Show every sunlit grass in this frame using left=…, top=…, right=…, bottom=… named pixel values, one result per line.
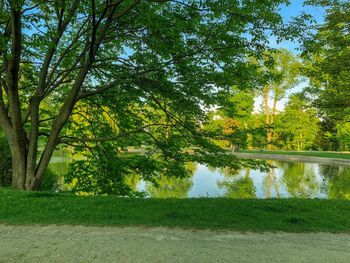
left=1, top=188, right=350, bottom=232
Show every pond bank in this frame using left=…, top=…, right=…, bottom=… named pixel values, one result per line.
left=1, top=225, right=349, bottom=263
left=234, top=152, right=350, bottom=166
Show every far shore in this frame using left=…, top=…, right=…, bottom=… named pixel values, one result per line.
left=234, top=152, right=350, bottom=166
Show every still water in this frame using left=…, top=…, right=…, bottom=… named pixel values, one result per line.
left=49, top=153, right=350, bottom=199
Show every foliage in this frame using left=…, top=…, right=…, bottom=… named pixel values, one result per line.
left=335, top=122, right=350, bottom=151
left=245, top=114, right=267, bottom=149
left=0, top=0, right=298, bottom=190
left=274, top=95, right=320, bottom=150
left=264, top=49, right=301, bottom=102
left=302, top=0, right=350, bottom=150
left=204, top=87, right=255, bottom=149
left=65, top=149, right=164, bottom=196
left=258, top=49, right=301, bottom=149
left=39, top=170, right=60, bottom=192
left=220, top=88, right=255, bottom=121
left=0, top=131, right=11, bottom=186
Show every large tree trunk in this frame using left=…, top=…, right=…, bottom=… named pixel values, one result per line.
left=10, top=143, right=26, bottom=190
left=7, top=137, right=54, bottom=191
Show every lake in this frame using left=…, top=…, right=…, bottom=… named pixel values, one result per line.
left=48, top=152, right=350, bottom=199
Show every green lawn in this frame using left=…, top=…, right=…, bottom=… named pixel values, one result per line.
left=1, top=189, right=350, bottom=232
left=241, top=150, right=350, bottom=160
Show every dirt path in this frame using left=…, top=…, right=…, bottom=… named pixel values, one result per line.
left=1, top=225, right=350, bottom=262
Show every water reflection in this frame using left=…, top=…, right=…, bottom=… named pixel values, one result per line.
left=137, top=162, right=350, bottom=199
left=48, top=152, right=350, bottom=199
left=281, top=162, right=319, bottom=198
left=146, top=163, right=196, bottom=198
left=217, top=168, right=256, bottom=199
left=263, top=161, right=281, bottom=198
left=320, top=165, right=350, bottom=199
left=147, top=175, right=192, bottom=198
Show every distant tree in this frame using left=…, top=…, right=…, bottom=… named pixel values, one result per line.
left=275, top=94, right=319, bottom=150
left=335, top=122, right=350, bottom=151
left=246, top=113, right=267, bottom=149
left=260, top=49, right=301, bottom=148
left=204, top=88, right=255, bottom=149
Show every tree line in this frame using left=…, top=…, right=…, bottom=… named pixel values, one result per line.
left=206, top=0, right=350, bottom=152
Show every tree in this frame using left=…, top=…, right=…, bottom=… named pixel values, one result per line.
left=260, top=49, right=300, bottom=148
left=275, top=94, right=319, bottom=150
left=303, top=0, right=350, bottom=137
left=204, top=88, right=255, bottom=149
left=0, top=0, right=294, bottom=190
left=335, top=122, right=350, bottom=151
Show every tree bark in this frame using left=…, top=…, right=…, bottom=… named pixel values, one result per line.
left=5, top=3, right=27, bottom=189
left=10, top=141, right=26, bottom=189
left=264, top=87, right=272, bottom=149
left=268, top=89, right=279, bottom=149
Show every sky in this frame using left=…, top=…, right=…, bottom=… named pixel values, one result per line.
left=253, top=0, right=326, bottom=113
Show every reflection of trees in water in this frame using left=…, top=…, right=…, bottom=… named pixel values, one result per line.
left=262, top=161, right=281, bottom=198
left=262, top=166, right=280, bottom=198
left=281, top=162, right=319, bottom=198
left=218, top=166, right=240, bottom=178
left=218, top=167, right=256, bottom=199
left=146, top=163, right=197, bottom=198
left=319, top=165, right=350, bottom=200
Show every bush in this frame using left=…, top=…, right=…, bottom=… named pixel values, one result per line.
left=39, top=169, right=60, bottom=192
left=0, top=132, right=11, bottom=187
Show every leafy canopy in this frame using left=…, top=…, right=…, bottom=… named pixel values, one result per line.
left=303, top=0, right=350, bottom=122
left=0, top=0, right=298, bottom=192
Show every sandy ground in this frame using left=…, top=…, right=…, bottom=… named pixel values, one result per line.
left=1, top=225, right=350, bottom=262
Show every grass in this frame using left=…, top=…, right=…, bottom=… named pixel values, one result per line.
left=241, top=150, right=350, bottom=160
left=1, top=188, right=350, bottom=232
